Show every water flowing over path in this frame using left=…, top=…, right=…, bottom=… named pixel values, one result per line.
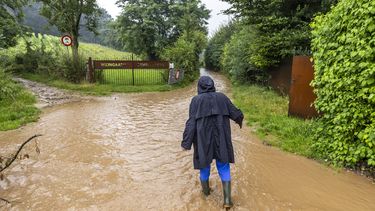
left=1, top=70, right=374, bottom=210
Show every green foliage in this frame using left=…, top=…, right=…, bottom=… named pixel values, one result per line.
left=0, top=0, right=28, bottom=49
left=204, top=23, right=235, bottom=71
left=0, top=70, right=18, bottom=101
left=3, top=34, right=83, bottom=82
left=162, top=30, right=207, bottom=81
left=116, top=0, right=209, bottom=60
left=37, top=0, right=102, bottom=80
left=233, top=84, right=316, bottom=158
left=311, top=0, right=375, bottom=169
left=22, top=3, right=122, bottom=49
left=0, top=70, right=39, bottom=131
left=1, top=34, right=133, bottom=82
left=221, top=25, right=267, bottom=83
left=37, top=0, right=101, bottom=39
left=220, top=0, right=337, bottom=70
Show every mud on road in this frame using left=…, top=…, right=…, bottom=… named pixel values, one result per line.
left=0, top=71, right=374, bottom=210
left=14, top=77, right=82, bottom=108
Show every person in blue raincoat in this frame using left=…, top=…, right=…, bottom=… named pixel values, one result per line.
left=181, top=76, right=244, bottom=209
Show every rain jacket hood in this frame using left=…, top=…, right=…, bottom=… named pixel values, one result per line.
left=198, top=76, right=216, bottom=94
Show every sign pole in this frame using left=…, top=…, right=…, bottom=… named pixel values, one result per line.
left=61, top=35, right=73, bottom=62
left=66, top=46, right=70, bottom=60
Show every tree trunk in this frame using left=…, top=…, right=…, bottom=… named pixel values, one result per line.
left=69, top=29, right=81, bottom=82
left=148, top=52, right=158, bottom=61
left=71, top=29, right=79, bottom=62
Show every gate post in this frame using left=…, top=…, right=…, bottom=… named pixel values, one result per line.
left=87, top=57, right=95, bottom=83
left=131, top=54, right=135, bottom=86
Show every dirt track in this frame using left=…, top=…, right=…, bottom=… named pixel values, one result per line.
left=14, top=77, right=81, bottom=108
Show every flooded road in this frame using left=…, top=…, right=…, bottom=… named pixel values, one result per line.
left=1, top=70, right=374, bottom=210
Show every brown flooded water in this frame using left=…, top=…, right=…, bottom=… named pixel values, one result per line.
left=1, top=70, right=374, bottom=210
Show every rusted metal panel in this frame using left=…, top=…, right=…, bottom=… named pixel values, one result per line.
left=288, top=56, right=319, bottom=119
left=93, top=60, right=169, bottom=70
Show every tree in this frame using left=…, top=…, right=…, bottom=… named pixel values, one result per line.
left=221, top=0, right=338, bottom=69
left=37, top=0, right=101, bottom=73
left=204, top=22, right=236, bottom=71
left=0, top=0, right=28, bottom=49
left=116, top=0, right=209, bottom=60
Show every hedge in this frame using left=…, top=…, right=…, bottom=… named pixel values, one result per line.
left=311, top=0, right=375, bottom=168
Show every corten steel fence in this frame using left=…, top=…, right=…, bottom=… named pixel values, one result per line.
left=288, top=56, right=319, bottom=119
left=267, top=56, right=319, bottom=119
left=87, top=55, right=169, bottom=85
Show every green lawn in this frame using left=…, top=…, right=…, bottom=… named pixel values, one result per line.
left=233, top=84, right=317, bottom=158
left=98, top=69, right=168, bottom=85
left=19, top=72, right=191, bottom=96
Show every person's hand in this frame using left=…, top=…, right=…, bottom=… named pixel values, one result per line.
left=182, top=147, right=189, bottom=151
left=238, top=121, right=243, bottom=129
left=235, top=115, right=244, bottom=129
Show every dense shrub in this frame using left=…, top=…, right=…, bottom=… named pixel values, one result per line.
left=311, top=0, right=375, bottom=168
left=0, top=69, right=40, bottom=131
left=0, top=70, right=20, bottom=101
left=3, top=34, right=86, bottom=82
left=220, top=25, right=268, bottom=83
left=204, top=23, right=235, bottom=71
left=162, top=30, right=207, bottom=81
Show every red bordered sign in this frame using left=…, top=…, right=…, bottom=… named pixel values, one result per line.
left=61, top=35, right=73, bottom=46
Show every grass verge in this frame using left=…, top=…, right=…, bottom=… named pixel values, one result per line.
left=0, top=78, right=40, bottom=131
left=232, top=84, right=317, bottom=158
left=19, top=73, right=192, bottom=96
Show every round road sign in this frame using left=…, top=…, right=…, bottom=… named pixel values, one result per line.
left=61, top=35, right=73, bottom=46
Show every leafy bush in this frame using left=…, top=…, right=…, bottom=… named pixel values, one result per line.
left=162, top=30, right=207, bottom=81
left=311, top=0, right=375, bottom=168
left=0, top=70, right=20, bottom=101
left=0, top=70, right=40, bottom=131
left=204, top=23, right=235, bottom=71
left=221, top=0, right=337, bottom=70
left=221, top=25, right=268, bottom=83
left=3, top=34, right=87, bottom=82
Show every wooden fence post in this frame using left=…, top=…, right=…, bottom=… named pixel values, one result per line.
left=88, top=57, right=95, bottom=83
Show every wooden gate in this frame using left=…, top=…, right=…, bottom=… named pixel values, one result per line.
left=288, top=56, right=319, bottom=119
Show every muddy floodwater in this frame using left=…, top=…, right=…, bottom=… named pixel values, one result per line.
left=1, top=70, right=374, bottom=210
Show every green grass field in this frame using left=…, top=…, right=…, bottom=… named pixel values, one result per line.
left=19, top=72, right=191, bottom=96
left=233, top=84, right=317, bottom=158
left=98, top=69, right=168, bottom=85
left=0, top=34, right=135, bottom=60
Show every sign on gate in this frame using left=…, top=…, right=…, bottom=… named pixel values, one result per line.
left=86, top=57, right=171, bottom=85
left=93, top=60, right=169, bottom=70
